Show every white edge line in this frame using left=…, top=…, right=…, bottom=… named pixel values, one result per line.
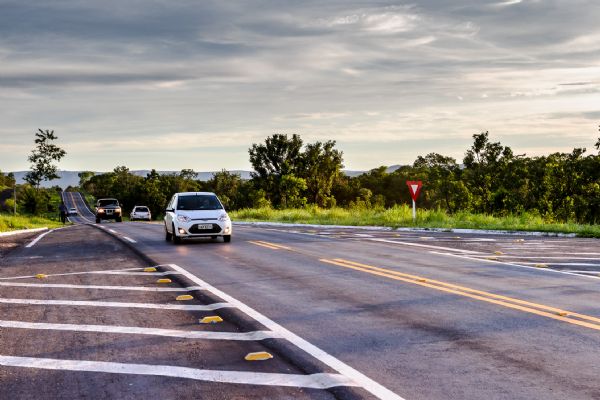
left=0, top=355, right=357, bottom=389
left=428, top=251, right=600, bottom=281
left=164, top=263, right=404, bottom=400
left=25, top=230, right=53, bottom=248
left=0, top=267, right=146, bottom=280
left=0, top=227, right=47, bottom=238
left=369, top=238, right=484, bottom=254
left=0, top=298, right=233, bottom=311
left=0, top=320, right=283, bottom=341
left=123, top=236, right=137, bottom=243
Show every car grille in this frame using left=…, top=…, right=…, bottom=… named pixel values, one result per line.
left=189, top=223, right=221, bottom=234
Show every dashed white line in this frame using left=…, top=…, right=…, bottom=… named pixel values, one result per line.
left=123, top=236, right=137, bottom=243
left=164, top=263, right=404, bottom=400
left=108, top=229, right=117, bottom=234
left=0, top=320, right=282, bottom=341
left=0, top=298, right=232, bottom=311
left=0, top=355, right=358, bottom=389
left=0, top=282, right=204, bottom=291
left=25, top=230, right=53, bottom=248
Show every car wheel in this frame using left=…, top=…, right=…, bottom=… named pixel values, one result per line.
left=223, top=235, right=231, bottom=243
left=172, top=224, right=182, bottom=244
left=165, top=225, right=172, bottom=241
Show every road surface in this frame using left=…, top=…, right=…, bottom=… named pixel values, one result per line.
left=0, top=192, right=598, bottom=399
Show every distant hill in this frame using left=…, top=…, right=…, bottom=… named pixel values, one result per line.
left=9, top=166, right=406, bottom=189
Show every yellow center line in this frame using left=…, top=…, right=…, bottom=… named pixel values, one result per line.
left=320, top=258, right=600, bottom=332
left=248, top=240, right=292, bottom=251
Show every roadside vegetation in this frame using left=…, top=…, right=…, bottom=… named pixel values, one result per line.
left=0, top=214, right=63, bottom=231
left=3, top=130, right=599, bottom=236
left=231, top=206, right=600, bottom=237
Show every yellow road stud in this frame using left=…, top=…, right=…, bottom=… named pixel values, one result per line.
left=199, top=316, right=223, bottom=324
left=535, top=264, right=548, bottom=268
left=156, top=278, right=172, bottom=284
left=486, top=256, right=498, bottom=260
left=557, top=311, right=569, bottom=317
left=417, top=278, right=427, bottom=283
left=176, top=294, right=194, bottom=301
left=144, top=267, right=157, bottom=272
left=494, top=251, right=504, bottom=255
left=35, top=274, right=47, bottom=279
left=245, top=352, right=273, bottom=361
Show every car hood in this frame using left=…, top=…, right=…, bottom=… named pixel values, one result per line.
left=176, top=209, right=225, bottom=220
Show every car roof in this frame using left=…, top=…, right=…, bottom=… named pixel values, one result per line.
left=175, top=192, right=216, bottom=196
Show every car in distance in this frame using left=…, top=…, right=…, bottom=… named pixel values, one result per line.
left=68, top=207, right=78, bottom=216
left=164, top=192, right=232, bottom=244
left=95, top=198, right=123, bottom=223
left=130, top=206, right=151, bottom=221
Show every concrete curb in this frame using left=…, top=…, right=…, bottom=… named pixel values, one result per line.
left=233, top=221, right=579, bottom=238
left=0, top=227, right=48, bottom=238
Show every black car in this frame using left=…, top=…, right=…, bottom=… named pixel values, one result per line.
left=95, top=198, right=123, bottom=223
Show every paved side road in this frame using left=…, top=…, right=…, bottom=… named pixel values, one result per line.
left=0, top=225, right=359, bottom=399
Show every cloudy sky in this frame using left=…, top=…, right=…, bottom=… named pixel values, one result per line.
left=1, top=0, right=599, bottom=172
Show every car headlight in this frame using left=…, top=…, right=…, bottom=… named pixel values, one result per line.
left=177, top=215, right=191, bottom=223
left=218, top=213, right=230, bottom=222
left=98, top=208, right=104, bottom=213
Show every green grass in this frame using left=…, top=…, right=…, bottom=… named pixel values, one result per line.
left=0, top=213, right=65, bottom=232
left=231, top=205, right=600, bottom=238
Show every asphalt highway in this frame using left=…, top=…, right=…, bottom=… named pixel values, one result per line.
left=3, top=192, right=597, bottom=399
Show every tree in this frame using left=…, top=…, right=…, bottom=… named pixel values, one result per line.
left=206, top=170, right=243, bottom=209
left=249, top=134, right=304, bottom=207
left=301, top=141, right=343, bottom=207
left=24, top=129, right=66, bottom=187
left=78, top=171, right=95, bottom=187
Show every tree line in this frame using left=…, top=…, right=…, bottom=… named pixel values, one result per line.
left=75, top=132, right=600, bottom=225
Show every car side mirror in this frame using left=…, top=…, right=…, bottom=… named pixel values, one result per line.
left=165, top=208, right=173, bottom=212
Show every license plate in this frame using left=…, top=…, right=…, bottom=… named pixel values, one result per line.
left=106, top=210, right=113, bottom=215
left=196, top=224, right=212, bottom=230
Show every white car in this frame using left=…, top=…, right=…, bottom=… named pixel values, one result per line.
left=130, top=206, right=151, bottom=221
left=68, top=207, right=78, bottom=216
left=164, top=192, right=232, bottom=244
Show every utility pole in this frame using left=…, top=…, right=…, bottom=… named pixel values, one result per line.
left=13, top=183, right=17, bottom=215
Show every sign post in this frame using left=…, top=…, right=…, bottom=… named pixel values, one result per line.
left=406, top=181, right=422, bottom=222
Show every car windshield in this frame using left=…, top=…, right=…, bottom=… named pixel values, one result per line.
left=135, top=207, right=149, bottom=212
left=98, top=199, right=119, bottom=207
left=177, top=195, right=223, bottom=210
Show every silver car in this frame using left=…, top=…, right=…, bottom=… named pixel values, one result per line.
left=130, top=206, right=151, bottom=221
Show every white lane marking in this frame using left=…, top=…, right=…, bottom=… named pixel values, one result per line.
left=108, top=229, right=117, bottom=233
left=0, top=355, right=357, bottom=389
left=0, top=320, right=282, bottom=341
left=0, top=282, right=204, bottom=291
left=123, top=236, right=137, bottom=243
left=164, top=263, right=403, bottom=400
left=98, top=225, right=107, bottom=229
left=565, top=270, right=600, bottom=274
left=471, top=255, right=600, bottom=260
left=370, top=238, right=484, bottom=254
left=0, top=298, right=232, bottom=311
left=25, top=230, right=53, bottom=248
left=429, top=251, right=600, bottom=281
left=0, top=228, right=47, bottom=238
left=519, top=262, right=600, bottom=267
left=0, top=267, right=148, bottom=280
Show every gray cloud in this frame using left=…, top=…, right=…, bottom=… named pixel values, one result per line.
left=1, top=0, right=599, bottom=171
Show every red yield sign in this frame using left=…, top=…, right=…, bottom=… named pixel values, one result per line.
left=406, top=181, right=422, bottom=202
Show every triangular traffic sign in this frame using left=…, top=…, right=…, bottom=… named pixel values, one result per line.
left=406, top=181, right=423, bottom=202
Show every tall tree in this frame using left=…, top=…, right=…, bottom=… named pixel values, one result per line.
left=249, top=134, right=304, bottom=207
left=301, top=141, right=343, bottom=207
left=78, top=171, right=95, bottom=187
left=24, top=129, right=67, bottom=187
